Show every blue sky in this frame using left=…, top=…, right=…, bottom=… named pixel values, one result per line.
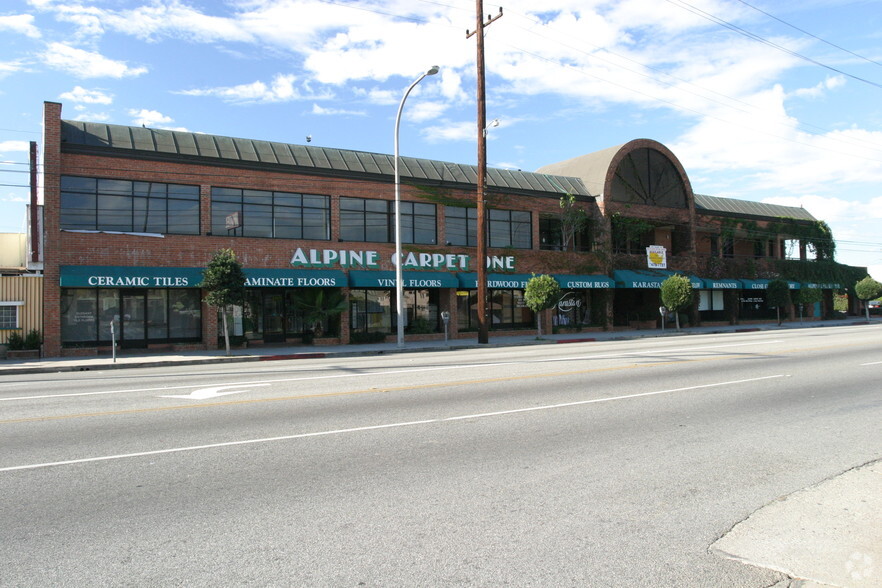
left=1, top=0, right=881, bottom=279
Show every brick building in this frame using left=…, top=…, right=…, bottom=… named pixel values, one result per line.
left=39, top=101, right=863, bottom=357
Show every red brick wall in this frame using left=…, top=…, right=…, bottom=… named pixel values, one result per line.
left=41, top=102, right=612, bottom=356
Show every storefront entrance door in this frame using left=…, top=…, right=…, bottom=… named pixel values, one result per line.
left=263, top=291, right=286, bottom=343
left=121, top=290, right=147, bottom=348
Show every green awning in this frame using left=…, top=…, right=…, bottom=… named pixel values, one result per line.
left=806, top=282, right=841, bottom=289
left=349, top=270, right=458, bottom=288
left=740, top=279, right=769, bottom=290
left=244, top=268, right=346, bottom=287
left=740, top=279, right=801, bottom=290
left=702, top=278, right=743, bottom=289
left=552, top=274, right=614, bottom=289
left=457, top=273, right=534, bottom=289
left=613, top=270, right=702, bottom=289
left=60, top=265, right=349, bottom=288
left=60, top=265, right=204, bottom=288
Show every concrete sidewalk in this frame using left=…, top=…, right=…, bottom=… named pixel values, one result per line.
left=1, top=317, right=880, bottom=586
left=1, top=317, right=876, bottom=376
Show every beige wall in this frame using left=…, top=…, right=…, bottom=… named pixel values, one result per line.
left=0, top=274, right=43, bottom=346
left=0, top=233, right=27, bottom=268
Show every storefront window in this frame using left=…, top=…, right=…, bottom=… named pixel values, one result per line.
left=456, top=290, right=478, bottom=331
left=148, top=289, right=169, bottom=339
left=169, top=290, right=201, bottom=339
left=60, top=288, right=201, bottom=346
left=98, top=290, right=119, bottom=341
left=61, top=289, right=98, bottom=343
left=739, top=291, right=776, bottom=320
left=456, top=289, right=532, bottom=330
left=698, top=290, right=727, bottom=321
left=404, top=289, right=440, bottom=333
left=553, top=290, right=589, bottom=327
left=350, top=289, right=392, bottom=333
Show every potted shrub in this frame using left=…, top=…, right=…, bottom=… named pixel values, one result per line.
left=291, top=288, right=347, bottom=343
left=5, top=329, right=41, bottom=359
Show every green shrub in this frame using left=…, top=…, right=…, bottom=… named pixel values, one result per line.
left=406, top=317, right=435, bottom=334
left=6, top=331, right=24, bottom=350
left=24, top=329, right=41, bottom=350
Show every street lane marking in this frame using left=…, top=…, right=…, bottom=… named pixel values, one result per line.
left=0, top=374, right=786, bottom=473
left=0, top=356, right=768, bottom=424
left=0, top=340, right=782, bottom=402
left=161, top=383, right=270, bottom=400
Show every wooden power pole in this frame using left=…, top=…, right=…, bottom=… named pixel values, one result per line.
left=467, top=2, right=502, bottom=344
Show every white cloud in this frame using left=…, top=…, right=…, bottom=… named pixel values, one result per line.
left=0, top=14, right=42, bottom=38
left=408, top=101, right=447, bottom=124
left=41, top=42, right=147, bottom=78
left=790, top=76, right=846, bottom=100
left=423, top=120, right=474, bottom=143
left=0, top=60, right=27, bottom=78
left=128, top=109, right=173, bottom=127
left=311, top=104, right=365, bottom=117
left=761, top=195, right=858, bottom=224
left=179, top=73, right=331, bottom=104
left=0, top=141, right=31, bottom=152
left=72, top=111, right=110, bottom=122
left=59, top=86, right=113, bottom=105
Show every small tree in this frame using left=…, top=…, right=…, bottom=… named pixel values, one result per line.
left=766, top=279, right=791, bottom=326
left=524, top=274, right=561, bottom=338
left=201, top=249, right=247, bottom=355
left=559, top=193, right=589, bottom=252
left=793, top=287, right=822, bottom=321
left=854, top=276, right=882, bottom=323
left=660, top=274, right=693, bottom=332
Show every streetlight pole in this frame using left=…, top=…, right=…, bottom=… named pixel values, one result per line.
left=394, top=65, right=439, bottom=348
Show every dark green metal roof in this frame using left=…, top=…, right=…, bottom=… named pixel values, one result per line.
left=694, top=193, right=816, bottom=222
left=61, top=120, right=590, bottom=198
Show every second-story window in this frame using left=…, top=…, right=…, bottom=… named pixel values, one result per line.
left=339, top=197, right=436, bottom=244
left=61, top=176, right=200, bottom=235
left=446, top=206, right=532, bottom=249
left=445, top=206, right=477, bottom=246
left=211, top=188, right=330, bottom=239
left=489, top=209, right=532, bottom=249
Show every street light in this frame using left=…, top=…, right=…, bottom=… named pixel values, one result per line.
left=394, top=65, right=439, bottom=348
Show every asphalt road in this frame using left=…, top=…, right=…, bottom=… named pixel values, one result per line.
left=1, top=326, right=881, bottom=586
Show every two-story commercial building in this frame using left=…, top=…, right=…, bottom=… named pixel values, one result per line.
left=39, top=101, right=864, bottom=357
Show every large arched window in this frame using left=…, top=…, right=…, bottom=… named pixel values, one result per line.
left=610, top=148, right=687, bottom=208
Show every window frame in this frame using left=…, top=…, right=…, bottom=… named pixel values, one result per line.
left=0, top=303, right=22, bottom=330
left=210, top=188, right=331, bottom=240
left=60, top=176, right=200, bottom=235
left=340, top=197, right=436, bottom=244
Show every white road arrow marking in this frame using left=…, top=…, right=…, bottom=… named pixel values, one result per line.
left=161, top=383, right=270, bottom=400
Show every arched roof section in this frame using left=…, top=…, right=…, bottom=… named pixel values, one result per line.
left=536, top=139, right=694, bottom=210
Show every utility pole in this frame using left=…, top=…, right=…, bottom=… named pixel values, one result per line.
left=467, top=2, right=502, bottom=344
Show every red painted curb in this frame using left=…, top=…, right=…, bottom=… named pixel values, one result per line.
left=556, top=338, right=597, bottom=343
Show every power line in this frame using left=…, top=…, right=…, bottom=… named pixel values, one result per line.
left=664, top=0, right=882, bottom=90
left=500, top=8, right=882, bottom=160
left=733, top=0, right=882, bottom=69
